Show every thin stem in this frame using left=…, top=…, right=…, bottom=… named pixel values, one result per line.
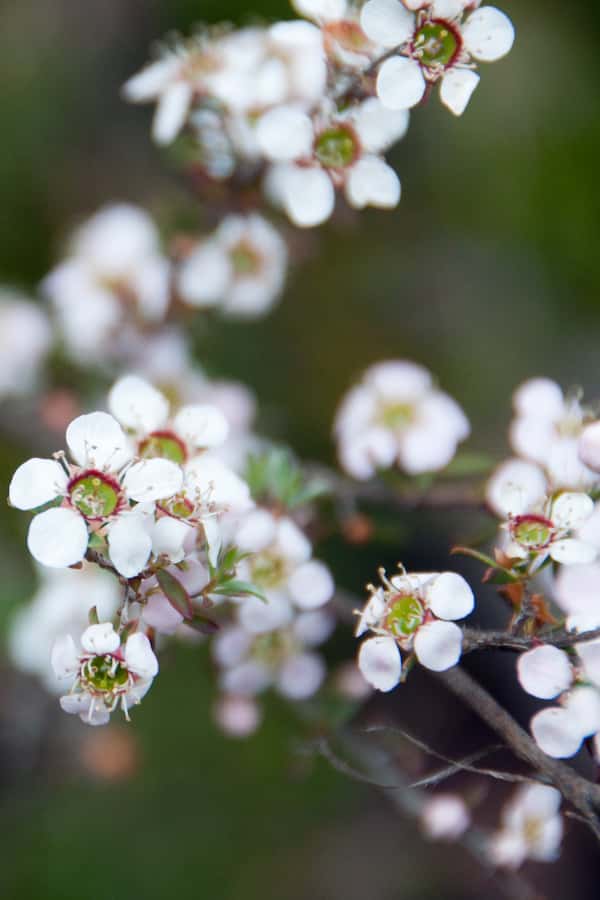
left=462, top=626, right=600, bottom=653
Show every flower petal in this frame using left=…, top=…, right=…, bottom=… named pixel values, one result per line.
left=530, top=707, right=583, bottom=758
left=345, top=156, right=401, bottom=210
left=360, top=0, right=415, bottom=47
left=550, top=539, right=597, bottom=566
left=276, top=652, right=325, bottom=699
left=51, top=634, right=80, bottom=679
left=579, top=421, right=600, bottom=473
left=462, top=6, right=515, bottom=62
left=153, top=80, right=193, bottom=145
left=376, top=56, right=426, bottom=110
left=439, top=68, right=480, bottom=116
left=426, top=572, right=474, bottom=621
left=414, top=620, right=462, bottom=671
left=66, top=412, right=132, bottom=471
left=287, top=560, right=335, bottom=610
left=108, top=375, right=169, bottom=434
left=551, top=492, right=594, bottom=530
left=358, top=636, right=401, bottom=691
left=517, top=646, right=573, bottom=700
left=564, top=685, right=600, bottom=738
left=279, top=165, right=336, bottom=228
left=122, top=458, right=183, bottom=502
left=124, top=632, right=159, bottom=679
left=28, top=507, right=89, bottom=568
left=177, top=240, right=231, bottom=307
left=107, top=516, right=152, bottom=578
left=255, top=106, right=314, bottom=162
left=9, top=458, right=68, bottom=510
left=81, top=622, right=120, bottom=655
left=173, top=404, right=230, bottom=450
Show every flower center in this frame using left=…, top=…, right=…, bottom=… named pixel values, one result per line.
left=386, top=594, right=424, bottom=638
left=82, top=655, right=129, bottom=695
left=412, top=20, right=459, bottom=68
left=511, top=515, right=554, bottom=550
left=523, top=816, right=543, bottom=847
left=158, top=494, right=195, bottom=519
left=251, top=552, right=287, bottom=589
left=381, top=402, right=415, bottom=430
left=252, top=631, right=295, bottom=666
left=314, top=126, right=359, bottom=169
left=138, top=430, right=187, bottom=464
left=69, top=470, right=121, bottom=519
left=230, top=241, right=262, bottom=276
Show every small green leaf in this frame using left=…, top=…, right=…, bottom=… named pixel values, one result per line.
left=213, top=580, right=267, bottom=602
left=156, top=569, right=193, bottom=618
left=88, top=606, right=100, bottom=625
left=185, top=614, right=220, bottom=635
left=88, top=532, right=107, bottom=550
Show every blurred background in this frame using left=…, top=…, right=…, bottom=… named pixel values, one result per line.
left=1, top=0, right=600, bottom=897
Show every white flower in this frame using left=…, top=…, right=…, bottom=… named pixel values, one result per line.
left=9, top=411, right=184, bottom=575
left=8, top=565, right=120, bottom=693
left=335, top=360, right=469, bottom=479
left=485, top=458, right=547, bottom=518
left=0, top=288, right=52, bottom=396
left=517, top=646, right=573, bottom=700
left=356, top=568, right=473, bottom=690
left=259, top=100, right=405, bottom=227
left=360, top=1, right=514, bottom=115
left=421, top=794, right=471, bottom=841
left=214, top=694, right=262, bottom=737
left=510, top=378, right=596, bottom=490
left=488, top=784, right=562, bottom=869
left=503, top=491, right=597, bottom=569
left=293, top=0, right=384, bottom=69
left=177, top=214, right=288, bottom=316
left=51, top=623, right=158, bottom=725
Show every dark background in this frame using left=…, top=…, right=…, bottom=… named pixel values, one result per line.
left=1, top=0, right=599, bottom=897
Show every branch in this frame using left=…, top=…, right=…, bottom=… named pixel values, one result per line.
left=437, top=666, right=600, bottom=843
left=462, top=626, right=600, bottom=654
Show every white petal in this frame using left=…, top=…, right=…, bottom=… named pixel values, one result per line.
left=177, top=240, right=231, bottom=308
left=235, top=509, right=278, bottom=553
left=360, top=0, right=415, bottom=47
left=564, top=686, right=600, bottom=738
left=280, top=165, right=336, bottom=228
left=439, top=68, right=480, bottom=116
left=287, top=560, right=334, bottom=610
left=426, top=572, right=474, bottom=621
left=107, top=516, right=152, bottom=578
left=516, top=646, right=573, bottom=700
left=108, top=375, right=169, bottom=434
left=414, top=620, right=463, bottom=672
left=345, top=156, right=401, bottom=210
left=220, top=660, right=272, bottom=695
left=551, top=492, right=594, bottom=530
left=352, top=98, right=410, bottom=153
left=431, top=0, right=469, bottom=16
left=66, top=412, right=132, bottom=472
left=398, top=425, right=458, bottom=475
left=355, top=588, right=387, bottom=637
left=185, top=454, right=253, bottom=512
left=462, top=6, right=515, bottom=62
left=255, top=107, right=314, bottom=162
left=530, top=707, right=583, bottom=758
left=81, top=622, right=120, bottom=655
left=554, top=562, right=600, bottom=616
left=51, top=634, right=80, bottom=679
left=275, top=518, right=312, bottom=564
left=513, top=378, right=564, bottom=421
left=358, top=636, right=401, bottom=692
left=550, top=539, right=597, bottom=566
left=214, top=695, right=261, bottom=738
left=124, top=632, right=159, bottom=679
left=376, top=56, right=426, bottom=110
left=153, top=80, right=192, bottom=145
left=122, top=58, right=180, bottom=102
left=291, top=0, right=347, bottom=21
left=122, top=458, right=183, bottom=502
left=276, top=652, right=325, bottom=699
left=485, top=459, right=547, bottom=518
left=577, top=641, right=600, bottom=687
left=173, top=404, right=229, bottom=450
left=28, top=507, right=89, bottom=568
left=510, top=417, right=556, bottom=465
left=293, top=609, right=336, bottom=646
left=579, top=421, right=600, bottom=473
left=60, top=693, right=93, bottom=717
left=151, top=516, right=190, bottom=561
left=9, top=458, right=68, bottom=510
left=238, top=594, right=293, bottom=634
left=212, top=625, right=252, bottom=667
left=421, top=795, right=471, bottom=841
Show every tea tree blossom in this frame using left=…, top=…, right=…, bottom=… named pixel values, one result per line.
left=360, top=1, right=515, bottom=115
left=334, top=360, right=469, bottom=479
left=177, top=214, right=288, bottom=316
left=0, top=289, right=51, bottom=396
left=485, top=458, right=548, bottom=518
left=421, top=794, right=471, bottom=842
left=293, top=0, right=382, bottom=69
left=9, top=411, right=183, bottom=573
left=355, top=567, right=474, bottom=690
left=52, top=622, right=158, bottom=725
left=488, top=784, right=563, bottom=869
left=509, top=378, right=596, bottom=490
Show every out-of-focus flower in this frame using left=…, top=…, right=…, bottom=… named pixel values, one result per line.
left=488, top=784, right=563, bottom=868
left=213, top=694, right=263, bottom=737
left=0, top=288, right=51, bottom=396
left=177, top=213, right=288, bottom=316
left=421, top=794, right=471, bottom=841
left=356, top=567, right=474, bottom=690
left=485, top=458, right=548, bottom=519
left=52, top=622, right=158, bottom=725
left=360, top=1, right=514, bottom=115
left=334, top=360, right=469, bottom=479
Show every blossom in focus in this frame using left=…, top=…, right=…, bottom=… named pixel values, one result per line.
left=8, top=411, right=184, bottom=575
left=259, top=99, right=407, bottom=226
left=334, top=360, right=469, bottom=479
left=43, top=204, right=170, bottom=364
left=0, top=288, right=52, bottom=396
left=509, top=378, right=596, bottom=490
left=356, top=567, right=474, bottom=690
left=52, top=622, right=158, bottom=725
left=360, top=0, right=515, bottom=115
left=487, top=784, right=563, bottom=869
left=177, top=213, right=288, bottom=316
left=9, top=565, right=120, bottom=693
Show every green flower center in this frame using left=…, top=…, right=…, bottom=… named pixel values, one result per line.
left=69, top=471, right=120, bottom=519
left=83, top=655, right=129, bottom=694
left=314, top=126, right=358, bottom=169
left=159, top=495, right=195, bottom=519
left=230, top=241, right=262, bottom=276
left=139, top=430, right=187, bottom=464
left=251, top=552, right=287, bottom=589
left=413, top=21, right=459, bottom=68
left=512, top=516, right=553, bottom=550
left=381, top=402, right=415, bottom=430
left=252, top=631, right=295, bottom=666
left=386, top=594, right=424, bottom=638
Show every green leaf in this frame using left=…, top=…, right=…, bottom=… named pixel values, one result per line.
left=156, top=569, right=193, bottom=619
left=88, top=606, right=100, bottom=625
left=245, top=447, right=329, bottom=510
left=451, top=546, right=520, bottom=583
left=185, top=613, right=220, bottom=635
left=88, top=532, right=107, bottom=551
left=213, top=580, right=267, bottom=602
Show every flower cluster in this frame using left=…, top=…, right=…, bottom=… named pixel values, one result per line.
left=487, top=784, right=563, bottom=869
left=355, top=566, right=474, bottom=690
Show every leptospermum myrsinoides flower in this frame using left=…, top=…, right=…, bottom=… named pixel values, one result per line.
left=334, top=360, right=469, bottom=479
left=51, top=622, right=158, bottom=725
left=291, top=0, right=383, bottom=69
left=0, top=288, right=52, bottom=397
left=360, top=0, right=515, bottom=115
left=8, top=411, right=184, bottom=575
left=356, top=567, right=474, bottom=690
left=258, top=99, right=407, bottom=226
left=487, top=784, right=563, bottom=869
left=177, top=213, right=288, bottom=316
left=509, top=378, right=597, bottom=490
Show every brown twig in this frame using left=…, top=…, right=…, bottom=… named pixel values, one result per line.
left=462, top=626, right=600, bottom=654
